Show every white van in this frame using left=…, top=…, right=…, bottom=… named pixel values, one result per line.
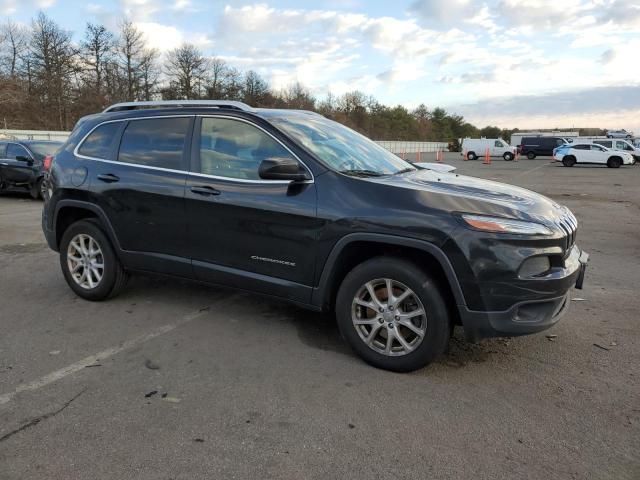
left=591, top=138, right=640, bottom=161
left=461, top=138, right=516, bottom=161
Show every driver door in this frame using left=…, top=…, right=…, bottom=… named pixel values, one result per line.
left=185, top=116, right=322, bottom=303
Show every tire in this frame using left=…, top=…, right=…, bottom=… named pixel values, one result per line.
left=527, top=151, right=536, bottom=159
left=59, top=219, right=128, bottom=301
left=335, top=257, right=451, bottom=372
left=30, top=178, right=43, bottom=200
left=562, top=156, right=576, bottom=167
left=626, top=135, right=632, bottom=139
left=503, top=152, right=514, bottom=161
left=467, top=151, right=477, bottom=160
left=607, top=157, right=622, bottom=168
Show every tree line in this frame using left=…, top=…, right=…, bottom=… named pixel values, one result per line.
left=0, top=12, right=514, bottom=142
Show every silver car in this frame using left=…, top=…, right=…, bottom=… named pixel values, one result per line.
left=606, top=129, right=634, bottom=139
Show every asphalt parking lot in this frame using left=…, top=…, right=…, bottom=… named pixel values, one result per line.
left=1, top=156, right=639, bottom=479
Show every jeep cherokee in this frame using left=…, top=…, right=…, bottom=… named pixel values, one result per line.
left=42, top=100, right=589, bottom=372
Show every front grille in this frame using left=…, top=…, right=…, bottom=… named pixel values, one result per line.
left=556, top=209, right=578, bottom=252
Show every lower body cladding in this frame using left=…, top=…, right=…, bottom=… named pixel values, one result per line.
left=457, top=246, right=589, bottom=341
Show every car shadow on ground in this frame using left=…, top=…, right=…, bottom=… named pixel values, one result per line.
left=123, top=274, right=515, bottom=372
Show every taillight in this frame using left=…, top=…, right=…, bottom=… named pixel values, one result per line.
left=43, top=155, right=53, bottom=171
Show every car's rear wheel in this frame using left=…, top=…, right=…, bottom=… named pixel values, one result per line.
left=30, top=178, right=43, bottom=200
left=336, top=257, right=450, bottom=372
left=562, top=156, right=576, bottom=167
left=607, top=157, right=622, bottom=168
left=59, top=220, right=128, bottom=301
left=527, top=151, right=536, bottom=159
left=467, top=151, right=477, bottom=161
left=503, top=152, right=514, bottom=161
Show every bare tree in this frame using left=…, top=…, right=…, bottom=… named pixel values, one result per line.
left=242, top=70, right=270, bottom=106
left=29, top=12, right=78, bottom=129
left=82, top=23, right=114, bottom=93
left=139, top=48, right=160, bottom=101
left=118, top=20, right=145, bottom=101
left=164, top=43, right=209, bottom=99
left=0, top=20, right=28, bottom=77
left=279, top=81, right=315, bottom=110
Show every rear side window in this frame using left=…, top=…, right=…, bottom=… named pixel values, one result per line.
left=573, top=145, right=589, bottom=150
left=595, top=141, right=612, bottom=148
left=78, top=122, right=121, bottom=159
left=118, top=118, right=190, bottom=170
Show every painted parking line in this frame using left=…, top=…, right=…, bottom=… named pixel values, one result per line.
left=509, top=161, right=554, bottom=180
left=0, top=307, right=211, bottom=406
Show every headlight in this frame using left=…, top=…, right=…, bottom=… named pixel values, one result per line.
left=461, top=214, right=553, bottom=235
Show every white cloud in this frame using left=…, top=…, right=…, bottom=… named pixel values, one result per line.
left=135, top=22, right=184, bottom=51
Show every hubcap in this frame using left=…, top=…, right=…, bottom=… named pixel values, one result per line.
left=351, top=278, right=427, bottom=357
left=66, top=233, right=104, bottom=290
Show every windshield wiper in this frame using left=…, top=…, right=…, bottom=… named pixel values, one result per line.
left=339, top=169, right=387, bottom=177
left=393, top=167, right=416, bottom=175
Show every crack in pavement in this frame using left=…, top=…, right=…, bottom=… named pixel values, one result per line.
left=0, top=388, right=86, bottom=443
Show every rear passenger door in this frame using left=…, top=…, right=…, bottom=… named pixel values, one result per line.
left=80, top=116, right=194, bottom=276
left=185, top=115, right=320, bottom=303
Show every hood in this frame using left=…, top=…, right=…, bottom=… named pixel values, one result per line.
left=366, top=168, right=568, bottom=227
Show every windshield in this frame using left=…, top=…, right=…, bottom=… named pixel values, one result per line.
left=27, top=142, right=62, bottom=160
left=266, top=113, right=414, bottom=175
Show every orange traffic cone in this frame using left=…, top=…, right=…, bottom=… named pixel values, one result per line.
left=437, top=149, right=443, bottom=163
left=417, top=150, right=421, bottom=162
left=483, top=147, right=491, bottom=165
left=463, top=149, right=468, bottom=161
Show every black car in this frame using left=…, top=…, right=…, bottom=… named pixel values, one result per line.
left=518, top=136, right=567, bottom=159
left=42, top=101, right=588, bottom=372
left=0, top=139, right=62, bottom=198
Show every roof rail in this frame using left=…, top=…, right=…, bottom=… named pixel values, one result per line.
left=103, top=100, right=254, bottom=113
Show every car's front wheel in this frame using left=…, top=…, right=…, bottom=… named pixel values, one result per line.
left=527, top=151, right=536, bottom=159
left=336, top=257, right=450, bottom=372
left=59, top=220, right=128, bottom=301
left=503, top=152, right=514, bottom=161
left=607, top=157, right=622, bottom=168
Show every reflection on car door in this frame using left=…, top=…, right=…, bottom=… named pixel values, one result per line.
left=185, top=116, right=321, bottom=303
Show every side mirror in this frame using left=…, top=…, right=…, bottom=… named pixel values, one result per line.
left=16, top=155, right=32, bottom=163
left=259, top=157, right=310, bottom=182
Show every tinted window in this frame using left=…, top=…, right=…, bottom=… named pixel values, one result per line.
left=573, top=145, right=589, bottom=150
left=555, top=138, right=565, bottom=146
left=595, top=141, right=612, bottom=148
left=118, top=117, right=190, bottom=170
left=0, top=142, right=6, bottom=156
left=199, top=117, right=297, bottom=180
left=494, top=140, right=502, bottom=147
left=79, top=122, right=121, bottom=159
left=7, top=143, right=30, bottom=160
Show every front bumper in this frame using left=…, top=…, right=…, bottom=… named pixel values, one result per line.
left=460, top=248, right=589, bottom=341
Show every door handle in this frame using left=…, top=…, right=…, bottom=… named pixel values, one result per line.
left=190, top=185, right=221, bottom=196
left=97, top=174, right=120, bottom=183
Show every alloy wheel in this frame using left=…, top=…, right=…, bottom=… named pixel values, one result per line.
left=66, top=233, right=105, bottom=289
left=351, top=278, right=427, bottom=356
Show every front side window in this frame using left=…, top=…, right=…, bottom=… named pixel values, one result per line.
left=78, top=122, right=121, bottom=159
left=555, top=138, right=565, bottom=146
left=118, top=117, right=190, bottom=170
left=266, top=112, right=413, bottom=176
left=198, top=117, right=297, bottom=180
left=494, top=140, right=502, bottom=147
left=6, top=144, right=30, bottom=160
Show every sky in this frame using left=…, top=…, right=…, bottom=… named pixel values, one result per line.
left=2, top=0, right=640, bottom=132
